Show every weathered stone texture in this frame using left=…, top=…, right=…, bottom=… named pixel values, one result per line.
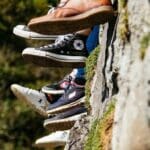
left=112, top=0, right=150, bottom=149
left=65, top=0, right=150, bottom=149
left=64, top=117, right=90, bottom=150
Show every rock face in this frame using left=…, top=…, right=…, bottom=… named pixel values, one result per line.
left=64, top=117, right=90, bottom=150
left=112, top=0, right=150, bottom=149
left=65, top=0, right=150, bottom=149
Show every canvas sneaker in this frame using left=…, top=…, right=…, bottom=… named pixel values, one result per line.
left=46, top=77, right=86, bottom=114
left=28, top=0, right=113, bottom=35
left=13, top=25, right=59, bottom=40
left=34, top=130, right=70, bottom=148
left=47, top=104, right=87, bottom=120
left=41, top=75, right=72, bottom=94
left=44, top=112, right=87, bottom=131
left=10, top=84, right=61, bottom=117
left=13, top=0, right=69, bottom=40
left=22, top=34, right=88, bottom=68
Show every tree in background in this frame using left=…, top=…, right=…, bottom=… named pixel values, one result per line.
left=0, top=0, right=58, bottom=45
left=0, top=0, right=68, bottom=149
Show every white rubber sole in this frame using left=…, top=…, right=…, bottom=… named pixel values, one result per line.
left=23, top=48, right=87, bottom=62
left=47, top=97, right=85, bottom=115
left=41, top=88, right=65, bottom=95
left=22, top=48, right=86, bottom=68
left=34, top=141, right=66, bottom=148
left=13, top=25, right=59, bottom=40
left=44, top=113, right=87, bottom=131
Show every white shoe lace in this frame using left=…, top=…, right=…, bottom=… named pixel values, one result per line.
left=40, top=34, right=74, bottom=49
left=47, top=6, right=56, bottom=14
left=47, top=0, right=70, bottom=14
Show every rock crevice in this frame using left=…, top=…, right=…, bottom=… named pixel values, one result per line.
left=65, top=0, right=150, bottom=149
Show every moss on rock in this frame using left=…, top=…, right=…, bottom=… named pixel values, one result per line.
left=118, top=0, right=127, bottom=11
left=84, top=101, right=115, bottom=150
left=118, top=0, right=130, bottom=42
left=85, top=46, right=100, bottom=110
left=140, top=33, right=150, bottom=60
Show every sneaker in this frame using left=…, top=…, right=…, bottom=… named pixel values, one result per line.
left=47, top=104, right=87, bottom=120
left=13, top=25, right=59, bottom=40
left=22, top=34, right=88, bottom=68
left=34, top=130, right=70, bottom=148
left=10, top=84, right=59, bottom=117
left=42, top=75, right=72, bottom=94
left=28, top=0, right=114, bottom=35
left=44, top=112, right=87, bottom=131
left=13, top=0, right=69, bottom=40
left=46, top=77, right=86, bottom=114
left=47, top=96, right=85, bottom=115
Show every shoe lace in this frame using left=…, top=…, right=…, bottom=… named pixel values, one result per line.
left=47, top=0, right=70, bottom=14
left=23, top=26, right=30, bottom=31
left=64, top=78, right=85, bottom=94
left=54, top=34, right=73, bottom=47
left=47, top=6, right=55, bottom=14
left=39, top=34, right=74, bottom=49
left=63, top=75, right=73, bottom=97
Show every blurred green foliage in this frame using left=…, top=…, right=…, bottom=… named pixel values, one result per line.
left=0, top=0, right=70, bottom=149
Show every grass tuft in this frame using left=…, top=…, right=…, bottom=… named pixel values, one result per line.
left=140, top=33, right=150, bottom=60
left=84, top=101, right=116, bottom=150
left=118, top=0, right=130, bottom=42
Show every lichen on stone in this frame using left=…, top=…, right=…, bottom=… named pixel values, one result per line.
left=118, top=0, right=130, bottom=42
left=140, top=33, right=150, bottom=60
left=118, top=0, right=127, bottom=11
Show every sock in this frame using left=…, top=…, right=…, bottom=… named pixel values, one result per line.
left=75, top=68, right=85, bottom=79
left=86, top=25, right=99, bottom=54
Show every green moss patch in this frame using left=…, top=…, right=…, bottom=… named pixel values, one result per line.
left=118, top=0, right=130, bottom=42
left=140, top=33, right=150, bottom=60
left=84, top=101, right=115, bottom=150
left=85, top=46, right=100, bottom=110
left=118, top=0, right=127, bottom=11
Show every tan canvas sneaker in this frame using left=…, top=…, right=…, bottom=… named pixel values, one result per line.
left=28, top=0, right=114, bottom=35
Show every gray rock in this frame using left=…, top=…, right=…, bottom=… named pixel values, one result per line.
left=112, top=0, right=150, bottom=149
left=64, top=116, right=90, bottom=150
left=65, top=0, right=150, bottom=149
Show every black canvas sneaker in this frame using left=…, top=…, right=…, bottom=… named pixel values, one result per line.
left=22, top=34, right=88, bottom=68
left=46, top=77, right=86, bottom=114
left=41, top=75, right=72, bottom=94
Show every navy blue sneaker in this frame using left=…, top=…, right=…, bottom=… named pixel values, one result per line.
left=46, top=104, right=87, bottom=122
left=44, top=105, right=87, bottom=131
left=22, top=34, right=88, bottom=68
left=46, top=77, right=86, bottom=114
